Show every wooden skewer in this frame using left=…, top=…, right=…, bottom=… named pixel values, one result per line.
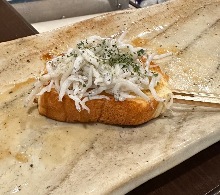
left=173, top=92, right=220, bottom=108
left=173, top=98, right=220, bottom=108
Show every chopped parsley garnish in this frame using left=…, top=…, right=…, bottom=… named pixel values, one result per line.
left=75, top=38, right=146, bottom=74
left=77, top=41, right=85, bottom=49
left=137, top=49, right=145, bottom=56
left=153, top=72, right=158, bottom=77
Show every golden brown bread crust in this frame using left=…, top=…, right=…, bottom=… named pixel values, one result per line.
left=38, top=69, right=172, bottom=125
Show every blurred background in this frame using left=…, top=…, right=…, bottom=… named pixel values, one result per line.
left=7, top=0, right=168, bottom=23
left=6, top=0, right=168, bottom=33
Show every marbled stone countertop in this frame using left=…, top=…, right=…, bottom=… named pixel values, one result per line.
left=0, top=0, right=219, bottom=194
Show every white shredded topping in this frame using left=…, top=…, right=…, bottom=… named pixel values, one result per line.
left=26, top=34, right=172, bottom=112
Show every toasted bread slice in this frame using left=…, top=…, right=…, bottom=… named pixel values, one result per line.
left=38, top=68, right=172, bottom=126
